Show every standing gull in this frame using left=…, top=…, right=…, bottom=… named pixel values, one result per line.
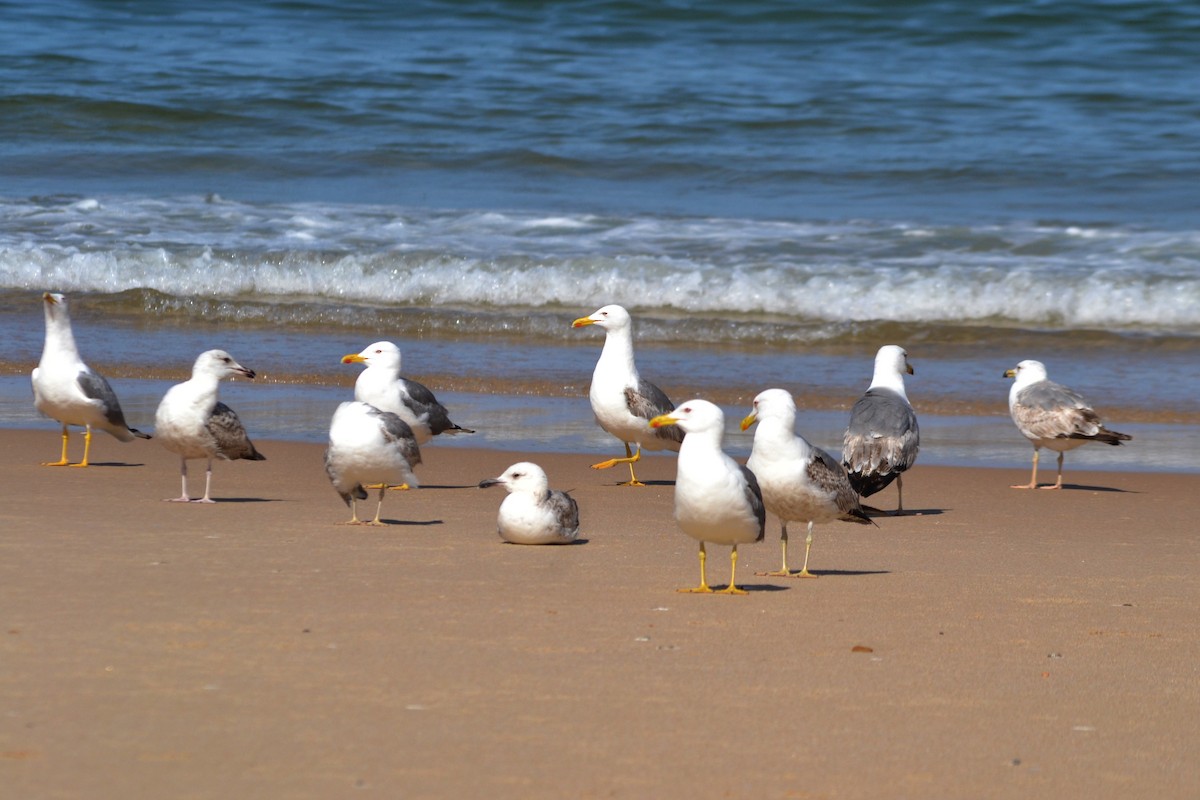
left=1005, top=360, right=1131, bottom=489
left=572, top=304, right=683, bottom=486
left=342, top=341, right=474, bottom=446
left=31, top=292, right=150, bottom=466
left=154, top=350, right=265, bottom=503
left=742, top=389, right=873, bottom=578
left=479, top=462, right=580, bottom=544
left=325, top=401, right=422, bottom=525
left=650, top=400, right=765, bottom=595
left=842, top=345, right=920, bottom=514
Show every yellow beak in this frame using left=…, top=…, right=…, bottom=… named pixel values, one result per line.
left=906, top=363, right=915, bottom=375
left=43, top=292, right=57, bottom=305
left=648, top=413, right=676, bottom=429
left=1003, top=368, right=1016, bottom=378
left=571, top=316, right=595, bottom=328
left=342, top=353, right=366, bottom=364
left=739, top=412, right=757, bottom=432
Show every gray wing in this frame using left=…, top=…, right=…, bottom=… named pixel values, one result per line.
left=546, top=489, right=580, bottom=534
left=76, top=368, right=135, bottom=431
left=208, top=402, right=265, bottom=461
left=401, top=377, right=475, bottom=436
left=810, top=448, right=873, bottom=525
left=370, top=406, right=423, bottom=468
left=627, top=380, right=685, bottom=445
left=738, top=464, right=767, bottom=542
left=1014, top=380, right=1125, bottom=442
left=842, top=388, right=919, bottom=480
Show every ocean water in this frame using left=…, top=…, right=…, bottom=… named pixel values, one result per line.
left=0, top=1, right=1197, bottom=471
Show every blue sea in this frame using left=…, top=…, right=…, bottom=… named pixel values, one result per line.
left=1, top=1, right=1197, bottom=471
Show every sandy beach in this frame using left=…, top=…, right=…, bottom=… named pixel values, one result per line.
left=2, top=427, right=1198, bottom=799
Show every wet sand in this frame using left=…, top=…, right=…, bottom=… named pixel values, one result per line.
left=2, top=428, right=1198, bottom=799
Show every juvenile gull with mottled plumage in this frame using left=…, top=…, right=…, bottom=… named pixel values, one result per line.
left=31, top=292, right=151, bottom=466
left=742, top=389, right=873, bottom=578
left=650, top=399, right=765, bottom=595
left=573, top=304, right=683, bottom=486
left=154, top=350, right=265, bottom=503
left=842, top=345, right=920, bottom=514
left=325, top=400, right=422, bottom=525
left=1005, top=359, right=1131, bottom=489
left=479, top=462, right=580, bottom=544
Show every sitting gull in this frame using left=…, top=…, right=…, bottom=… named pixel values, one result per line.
left=342, top=341, right=474, bottom=446
left=842, top=345, right=920, bottom=514
left=742, top=389, right=873, bottom=578
left=650, top=399, right=765, bottom=595
left=325, top=401, right=422, bottom=525
left=31, top=292, right=150, bottom=466
left=1004, top=359, right=1131, bottom=489
left=572, top=304, right=683, bottom=486
left=479, top=462, right=580, bottom=544
left=154, top=350, right=265, bottom=503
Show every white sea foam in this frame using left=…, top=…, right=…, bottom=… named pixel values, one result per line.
left=1, top=195, right=1196, bottom=334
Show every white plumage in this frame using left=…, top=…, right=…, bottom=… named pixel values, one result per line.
left=1005, top=359, right=1131, bottom=489
left=742, top=389, right=872, bottom=578
left=479, top=462, right=580, bottom=544
left=650, top=399, right=765, bottom=595
left=31, top=292, right=150, bottom=466
left=342, top=341, right=473, bottom=446
left=842, top=344, right=920, bottom=514
left=325, top=401, right=422, bottom=525
left=154, top=350, right=265, bottom=503
left=572, top=304, right=683, bottom=486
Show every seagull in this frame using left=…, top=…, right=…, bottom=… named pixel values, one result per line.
left=478, top=462, right=580, bottom=544
left=742, top=389, right=873, bottom=578
left=31, top=291, right=150, bottom=466
left=325, top=401, right=422, bottom=525
left=341, top=341, right=474, bottom=446
left=154, top=350, right=265, bottom=503
left=572, top=304, right=683, bottom=486
left=650, top=399, right=765, bottom=595
left=1004, top=360, right=1131, bottom=489
left=842, top=345, right=920, bottom=514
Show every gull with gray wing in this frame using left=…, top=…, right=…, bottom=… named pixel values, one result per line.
left=842, top=345, right=920, bottom=514
left=1005, top=359, right=1130, bottom=489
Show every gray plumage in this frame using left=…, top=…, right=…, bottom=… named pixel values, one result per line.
left=842, top=387, right=920, bottom=497
left=154, top=349, right=264, bottom=503
left=208, top=402, right=266, bottom=462
left=32, top=291, right=150, bottom=466
left=479, top=462, right=580, bottom=544
left=842, top=345, right=920, bottom=512
left=1005, top=359, right=1130, bottom=489
left=627, top=382, right=685, bottom=447
left=325, top=401, right=422, bottom=524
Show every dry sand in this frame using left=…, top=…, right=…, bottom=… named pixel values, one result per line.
left=2, top=428, right=1197, bottom=799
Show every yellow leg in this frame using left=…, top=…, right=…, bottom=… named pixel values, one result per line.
left=895, top=474, right=904, bottom=512
left=757, top=522, right=799, bottom=577
left=366, top=488, right=387, bottom=526
left=591, top=442, right=646, bottom=486
left=42, top=425, right=71, bottom=466
left=795, top=521, right=818, bottom=578
left=678, top=541, right=713, bottom=593
left=340, top=497, right=366, bottom=525
left=69, top=426, right=93, bottom=467
left=715, top=545, right=748, bottom=595
left=1041, top=452, right=1065, bottom=490
left=1012, top=449, right=1040, bottom=489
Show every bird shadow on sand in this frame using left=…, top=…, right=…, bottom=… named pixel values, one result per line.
left=72, top=461, right=146, bottom=468
left=502, top=538, right=590, bottom=546
left=734, top=583, right=791, bottom=593
left=381, top=518, right=444, bottom=527
left=1055, top=483, right=1137, bottom=494
left=207, top=497, right=281, bottom=504
left=863, top=506, right=945, bottom=517
left=803, top=569, right=892, bottom=578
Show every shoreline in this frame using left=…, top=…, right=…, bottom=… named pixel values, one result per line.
left=2, top=430, right=1198, bottom=798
